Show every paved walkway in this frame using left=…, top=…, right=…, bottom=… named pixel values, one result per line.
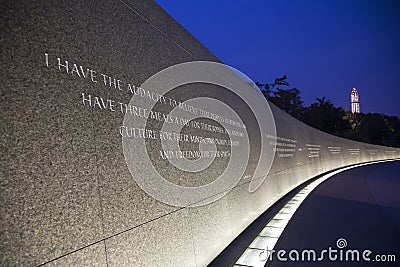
left=268, top=160, right=400, bottom=266
left=210, top=160, right=400, bottom=266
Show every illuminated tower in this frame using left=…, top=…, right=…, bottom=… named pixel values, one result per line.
left=351, top=88, right=360, bottom=114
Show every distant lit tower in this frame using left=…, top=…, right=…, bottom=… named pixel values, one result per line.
left=351, top=88, right=360, bottom=114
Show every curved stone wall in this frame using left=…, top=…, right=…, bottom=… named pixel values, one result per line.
left=1, top=1, right=399, bottom=266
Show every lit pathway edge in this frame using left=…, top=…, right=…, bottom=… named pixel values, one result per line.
left=234, top=158, right=400, bottom=267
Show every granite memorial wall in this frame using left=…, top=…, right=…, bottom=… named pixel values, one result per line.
left=1, top=0, right=399, bottom=266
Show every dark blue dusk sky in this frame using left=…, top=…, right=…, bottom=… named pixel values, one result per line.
left=156, top=0, right=400, bottom=117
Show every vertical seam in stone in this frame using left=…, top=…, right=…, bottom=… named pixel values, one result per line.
left=103, top=240, right=109, bottom=267
left=90, top=92, right=109, bottom=266
left=118, top=0, right=198, bottom=60
left=185, top=207, right=199, bottom=267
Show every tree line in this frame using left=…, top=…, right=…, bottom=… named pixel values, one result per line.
left=256, top=75, right=400, bottom=148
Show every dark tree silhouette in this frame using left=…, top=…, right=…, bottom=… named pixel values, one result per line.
left=302, top=97, right=352, bottom=136
left=386, top=115, right=400, bottom=147
left=269, top=88, right=304, bottom=119
left=356, top=113, right=394, bottom=146
left=257, top=75, right=304, bottom=119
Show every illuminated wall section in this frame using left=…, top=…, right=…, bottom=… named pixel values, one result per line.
left=1, top=1, right=399, bottom=266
